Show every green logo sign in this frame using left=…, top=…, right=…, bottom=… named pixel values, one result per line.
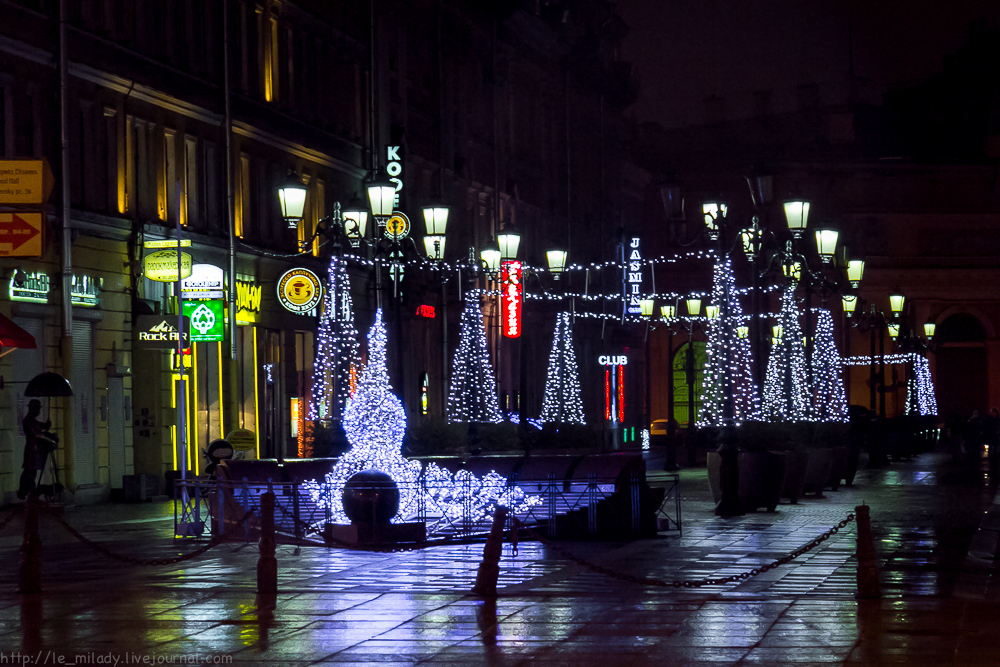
left=182, top=299, right=224, bottom=342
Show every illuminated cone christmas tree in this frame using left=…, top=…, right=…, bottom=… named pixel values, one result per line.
left=308, top=255, right=359, bottom=423
left=540, top=312, right=586, bottom=424
left=447, top=297, right=503, bottom=423
left=699, top=257, right=760, bottom=426
left=763, top=285, right=809, bottom=421
left=809, top=308, right=848, bottom=422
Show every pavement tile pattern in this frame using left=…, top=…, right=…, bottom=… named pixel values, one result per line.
left=0, top=450, right=999, bottom=665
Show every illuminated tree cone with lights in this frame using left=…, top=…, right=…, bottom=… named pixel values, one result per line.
left=447, top=296, right=503, bottom=423
left=308, top=255, right=359, bottom=424
left=699, top=257, right=760, bottom=426
left=540, top=312, right=586, bottom=424
left=304, top=309, right=538, bottom=529
left=906, top=355, right=938, bottom=416
left=305, top=310, right=422, bottom=523
left=809, top=308, right=848, bottom=422
left=763, top=286, right=809, bottom=421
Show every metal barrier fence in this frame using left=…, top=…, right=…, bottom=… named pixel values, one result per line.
left=174, top=472, right=682, bottom=544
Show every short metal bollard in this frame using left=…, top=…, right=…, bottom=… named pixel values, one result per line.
left=19, top=495, right=42, bottom=594
left=855, top=503, right=881, bottom=599
left=472, top=506, right=508, bottom=597
left=257, top=491, right=278, bottom=595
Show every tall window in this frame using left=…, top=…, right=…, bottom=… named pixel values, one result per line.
left=235, top=152, right=250, bottom=237
left=672, top=341, right=706, bottom=427
left=185, top=136, right=198, bottom=228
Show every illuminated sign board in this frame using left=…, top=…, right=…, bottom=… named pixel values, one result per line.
left=143, top=250, right=192, bottom=282
left=10, top=271, right=50, bottom=303
left=135, top=314, right=191, bottom=349
left=143, top=239, right=192, bottom=249
left=627, top=237, right=642, bottom=315
left=387, top=145, right=403, bottom=208
left=182, top=299, right=225, bottom=342
left=598, top=355, right=629, bottom=366
left=70, top=274, right=100, bottom=307
left=235, top=280, right=262, bottom=322
left=9, top=272, right=99, bottom=306
left=276, top=268, right=322, bottom=315
left=416, top=304, right=436, bottom=319
left=181, top=264, right=224, bottom=299
left=501, top=260, right=522, bottom=338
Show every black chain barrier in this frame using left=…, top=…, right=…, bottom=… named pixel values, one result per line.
left=46, top=508, right=257, bottom=566
left=513, top=512, right=856, bottom=589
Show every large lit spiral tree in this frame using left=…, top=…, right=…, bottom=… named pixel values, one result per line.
left=447, top=296, right=503, bottom=423
left=540, top=311, right=586, bottom=424
left=809, top=308, right=848, bottom=422
left=308, top=255, right=359, bottom=424
left=304, top=309, right=538, bottom=528
left=763, top=286, right=809, bottom=421
left=306, top=309, right=422, bottom=523
left=699, top=257, right=760, bottom=426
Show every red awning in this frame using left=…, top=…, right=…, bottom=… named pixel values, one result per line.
left=0, top=313, right=36, bottom=349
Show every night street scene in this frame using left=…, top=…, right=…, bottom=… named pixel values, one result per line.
left=2, top=0, right=1000, bottom=664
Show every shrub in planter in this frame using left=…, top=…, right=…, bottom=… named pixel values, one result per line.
left=402, top=418, right=466, bottom=456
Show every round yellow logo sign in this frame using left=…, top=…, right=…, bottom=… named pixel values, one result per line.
left=277, top=268, right=323, bottom=314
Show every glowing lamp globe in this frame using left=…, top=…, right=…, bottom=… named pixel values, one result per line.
left=783, top=200, right=810, bottom=237
left=342, top=470, right=399, bottom=524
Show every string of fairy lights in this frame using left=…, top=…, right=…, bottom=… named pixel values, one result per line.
left=305, top=240, right=936, bottom=432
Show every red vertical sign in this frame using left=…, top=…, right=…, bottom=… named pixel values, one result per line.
left=501, top=260, right=522, bottom=338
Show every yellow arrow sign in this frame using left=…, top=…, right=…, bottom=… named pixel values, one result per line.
left=0, top=212, right=43, bottom=257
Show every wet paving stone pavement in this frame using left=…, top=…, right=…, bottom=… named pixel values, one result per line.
left=2, top=450, right=1000, bottom=665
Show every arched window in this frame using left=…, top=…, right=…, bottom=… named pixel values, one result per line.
left=673, top=341, right=706, bottom=427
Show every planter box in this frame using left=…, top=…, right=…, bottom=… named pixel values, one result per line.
left=776, top=450, right=809, bottom=504
left=707, top=451, right=785, bottom=513
left=826, top=446, right=849, bottom=491
left=802, top=448, right=832, bottom=496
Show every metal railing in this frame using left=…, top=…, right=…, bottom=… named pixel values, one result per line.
left=174, top=472, right=682, bottom=545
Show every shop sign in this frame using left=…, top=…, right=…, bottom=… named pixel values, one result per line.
left=598, top=355, right=629, bottom=366
left=0, top=159, right=53, bottom=205
left=501, top=260, right=522, bottom=338
left=143, top=250, right=192, bottom=282
left=384, top=212, right=411, bottom=240
left=277, top=268, right=322, bottom=314
left=387, top=145, right=403, bottom=208
left=626, top=237, right=642, bottom=315
left=70, top=274, right=100, bottom=307
left=182, top=299, right=224, bottom=342
left=143, top=239, right=191, bottom=249
left=416, top=304, right=435, bottom=319
left=135, top=314, right=190, bottom=349
left=226, top=428, right=256, bottom=460
left=181, top=264, right=224, bottom=299
left=9, top=271, right=49, bottom=303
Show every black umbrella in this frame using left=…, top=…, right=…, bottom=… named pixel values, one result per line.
left=25, top=372, right=74, bottom=397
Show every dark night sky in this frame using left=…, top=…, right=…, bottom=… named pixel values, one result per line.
left=615, top=0, right=1000, bottom=128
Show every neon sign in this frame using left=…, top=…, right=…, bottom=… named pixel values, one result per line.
left=598, top=355, right=628, bottom=366
left=501, top=260, right=522, bottom=338
left=416, top=304, right=436, bottom=319
left=627, top=237, right=642, bottom=315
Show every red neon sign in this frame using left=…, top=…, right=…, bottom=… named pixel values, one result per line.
left=501, top=260, right=522, bottom=338
left=416, top=304, right=436, bottom=318
left=617, top=364, right=625, bottom=422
